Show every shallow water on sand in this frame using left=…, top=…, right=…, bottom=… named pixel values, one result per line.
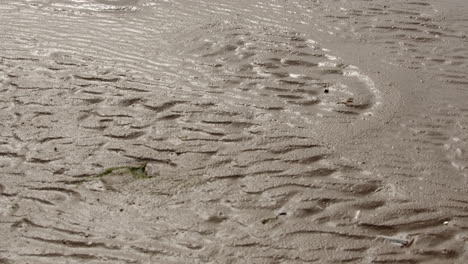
left=1, top=0, right=467, bottom=263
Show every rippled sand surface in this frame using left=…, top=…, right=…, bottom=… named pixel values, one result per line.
left=1, top=0, right=467, bottom=263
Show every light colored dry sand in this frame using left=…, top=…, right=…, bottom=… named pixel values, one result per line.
left=0, top=0, right=467, bottom=263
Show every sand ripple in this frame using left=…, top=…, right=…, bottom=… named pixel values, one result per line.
left=0, top=0, right=467, bottom=263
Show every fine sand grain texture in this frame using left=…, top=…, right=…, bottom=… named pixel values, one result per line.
left=0, top=0, right=467, bottom=263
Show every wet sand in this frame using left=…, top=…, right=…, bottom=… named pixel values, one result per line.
left=0, top=0, right=467, bottom=263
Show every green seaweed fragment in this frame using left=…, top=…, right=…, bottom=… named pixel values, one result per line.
left=95, top=164, right=156, bottom=179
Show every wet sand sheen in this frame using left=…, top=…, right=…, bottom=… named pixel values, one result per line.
left=0, top=0, right=467, bottom=263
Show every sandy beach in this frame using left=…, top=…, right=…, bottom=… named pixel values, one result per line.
left=1, top=0, right=467, bottom=263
